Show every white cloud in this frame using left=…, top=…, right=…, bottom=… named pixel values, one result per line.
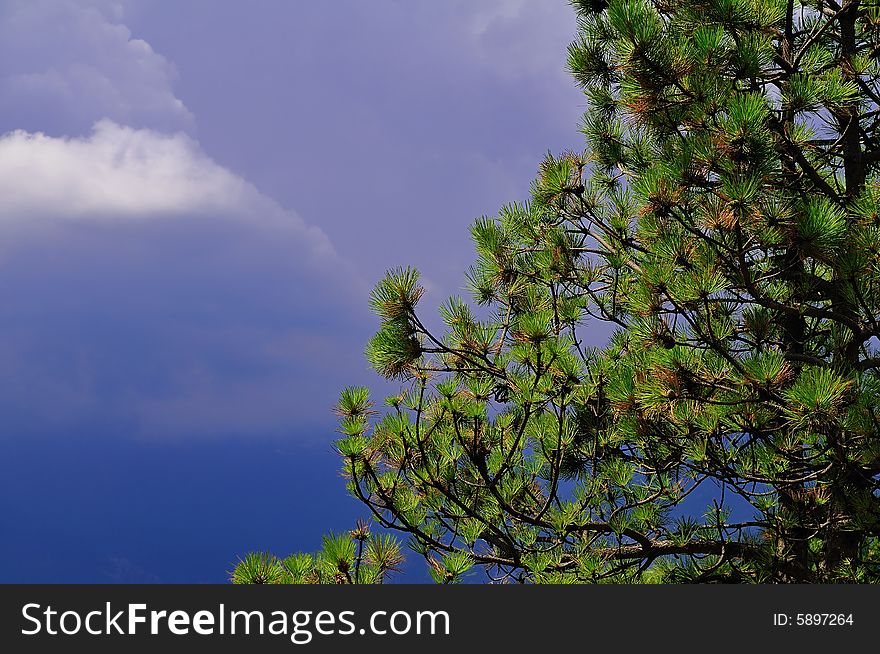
left=0, top=121, right=238, bottom=218
left=0, top=120, right=336, bottom=258
left=0, top=0, right=193, bottom=134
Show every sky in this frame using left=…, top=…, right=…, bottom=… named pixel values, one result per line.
left=0, top=0, right=586, bottom=583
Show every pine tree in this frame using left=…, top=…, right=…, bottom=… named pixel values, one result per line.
left=335, top=0, right=880, bottom=582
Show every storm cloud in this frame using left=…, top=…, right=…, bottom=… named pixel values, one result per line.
left=0, top=120, right=368, bottom=438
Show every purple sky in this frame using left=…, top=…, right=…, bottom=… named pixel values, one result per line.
left=0, top=0, right=585, bottom=582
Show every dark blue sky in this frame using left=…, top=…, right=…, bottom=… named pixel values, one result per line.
left=0, top=0, right=585, bottom=583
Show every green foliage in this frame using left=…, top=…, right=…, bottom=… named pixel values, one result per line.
left=365, top=268, right=425, bottom=378
left=230, top=521, right=403, bottom=585
left=335, top=0, right=880, bottom=583
left=229, top=552, right=286, bottom=585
